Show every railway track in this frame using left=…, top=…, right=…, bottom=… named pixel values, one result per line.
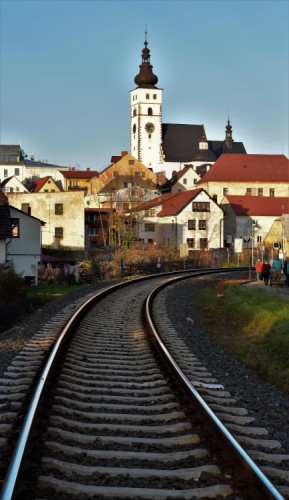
left=0, top=269, right=287, bottom=499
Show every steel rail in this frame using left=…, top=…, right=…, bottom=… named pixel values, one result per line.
left=0, top=266, right=248, bottom=499
left=145, top=274, right=284, bottom=500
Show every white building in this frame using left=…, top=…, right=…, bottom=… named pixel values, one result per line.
left=7, top=206, right=44, bottom=285
left=135, top=188, right=224, bottom=251
left=0, top=190, right=43, bottom=284
left=0, top=145, right=26, bottom=184
left=130, top=36, right=246, bottom=180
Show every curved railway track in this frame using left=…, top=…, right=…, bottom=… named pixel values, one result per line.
left=0, top=269, right=287, bottom=499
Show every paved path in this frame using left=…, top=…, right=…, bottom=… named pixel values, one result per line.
left=244, top=277, right=289, bottom=299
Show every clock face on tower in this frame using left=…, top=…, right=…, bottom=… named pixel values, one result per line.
left=145, top=122, right=155, bottom=133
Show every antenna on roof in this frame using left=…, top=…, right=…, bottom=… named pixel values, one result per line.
left=145, top=25, right=148, bottom=42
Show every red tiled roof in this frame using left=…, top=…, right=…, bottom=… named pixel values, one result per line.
left=198, top=154, right=289, bottom=183
left=30, top=176, right=51, bottom=192
left=135, top=193, right=178, bottom=212
left=157, top=189, right=203, bottom=216
left=61, top=171, right=99, bottom=179
left=225, top=195, right=289, bottom=216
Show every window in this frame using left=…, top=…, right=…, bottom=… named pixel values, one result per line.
left=258, top=188, right=263, bottom=196
left=212, top=194, right=218, bottom=202
left=257, top=235, right=262, bottom=243
left=188, top=219, right=196, bottom=230
left=128, top=160, right=134, bottom=165
left=123, top=181, right=129, bottom=188
left=187, top=238, right=195, bottom=249
left=144, top=223, right=155, bottom=232
left=15, top=168, right=20, bottom=176
left=246, top=188, right=252, bottom=195
left=133, top=109, right=137, bottom=117
left=146, top=93, right=150, bottom=99
left=171, top=220, right=175, bottom=231
left=123, top=202, right=130, bottom=211
left=145, top=209, right=155, bottom=217
left=270, top=188, right=275, bottom=197
left=21, top=203, right=31, bottom=215
left=89, top=228, right=99, bottom=236
left=223, top=188, right=228, bottom=196
left=11, top=218, right=19, bottom=237
left=198, top=220, right=207, bottom=230
left=183, top=178, right=187, bottom=185
left=133, top=124, right=136, bottom=134
left=192, top=202, right=210, bottom=212
left=153, top=94, right=157, bottom=99
left=55, top=203, right=63, bottom=215
left=148, top=107, right=153, bottom=116
left=200, top=238, right=208, bottom=249
left=55, top=227, right=63, bottom=239
left=4, top=169, right=8, bottom=177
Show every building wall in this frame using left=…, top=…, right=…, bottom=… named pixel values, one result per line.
left=7, top=207, right=42, bottom=284
left=25, top=165, right=69, bottom=182
left=89, top=154, right=158, bottom=195
left=1, top=177, right=28, bottom=194
left=7, top=192, right=85, bottom=250
left=137, top=191, right=223, bottom=250
left=130, top=87, right=163, bottom=170
left=198, top=180, right=289, bottom=201
left=0, top=163, right=25, bottom=183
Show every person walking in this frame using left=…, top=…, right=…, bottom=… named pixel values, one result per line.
left=255, top=259, right=263, bottom=280
left=283, top=259, right=289, bottom=287
left=271, top=257, right=282, bottom=282
left=262, top=260, right=271, bottom=286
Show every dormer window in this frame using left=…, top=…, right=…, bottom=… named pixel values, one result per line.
left=199, top=142, right=208, bottom=150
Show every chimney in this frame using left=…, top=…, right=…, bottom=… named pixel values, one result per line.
left=121, top=151, right=128, bottom=157
left=71, top=166, right=76, bottom=171
left=86, top=168, right=90, bottom=172
left=31, top=155, right=35, bottom=161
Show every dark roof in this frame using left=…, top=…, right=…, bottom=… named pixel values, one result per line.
left=199, top=154, right=289, bottom=183
left=208, top=140, right=247, bottom=158
left=61, top=170, right=99, bottom=179
left=224, top=195, right=289, bottom=216
left=24, top=159, right=68, bottom=168
left=0, top=176, right=14, bottom=187
left=0, top=191, right=12, bottom=238
left=162, top=124, right=216, bottom=163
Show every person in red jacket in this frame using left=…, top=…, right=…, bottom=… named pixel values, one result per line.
left=261, top=260, right=271, bottom=286
left=255, top=259, right=263, bottom=280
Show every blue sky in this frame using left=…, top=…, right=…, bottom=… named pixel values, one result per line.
left=0, top=0, right=288, bottom=171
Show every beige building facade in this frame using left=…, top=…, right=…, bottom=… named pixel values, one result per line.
left=7, top=191, right=85, bottom=250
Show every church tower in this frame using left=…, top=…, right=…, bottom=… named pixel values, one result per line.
left=130, top=34, right=163, bottom=171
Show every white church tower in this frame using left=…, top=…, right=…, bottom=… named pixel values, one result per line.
left=130, top=34, right=163, bottom=171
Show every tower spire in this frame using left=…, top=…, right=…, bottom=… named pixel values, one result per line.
left=134, top=33, right=158, bottom=88
left=224, top=116, right=233, bottom=148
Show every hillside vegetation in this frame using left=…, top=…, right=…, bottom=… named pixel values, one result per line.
left=196, top=283, right=289, bottom=393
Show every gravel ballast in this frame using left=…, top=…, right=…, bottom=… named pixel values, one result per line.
left=1, top=274, right=289, bottom=458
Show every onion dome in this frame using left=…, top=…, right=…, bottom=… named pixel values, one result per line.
left=134, top=36, right=158, bottom=88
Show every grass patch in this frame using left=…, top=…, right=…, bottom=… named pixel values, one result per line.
left=25, top=283, right=89, bottom=299
left=196, top=282, right=289, bottom=393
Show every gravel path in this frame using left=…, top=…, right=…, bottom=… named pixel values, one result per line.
left=1, top=273, right=289, bottom=458
left=165, top=275, right=289, bottom=455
